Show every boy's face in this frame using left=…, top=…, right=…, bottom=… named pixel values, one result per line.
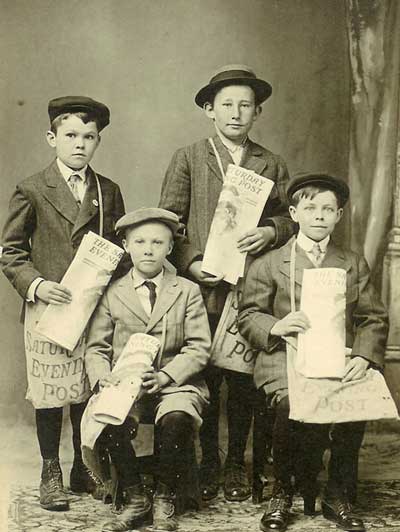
left=204, top=85, right=261, bottom=144
left=123, top=222, right=173, bottom=279
left=46, top=115, right=100, bottom=170
left=289, top=190, right=343, bottom=242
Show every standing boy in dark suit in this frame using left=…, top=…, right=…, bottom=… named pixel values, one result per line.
left=159, top=65, right=295, bottom=501
left=1, top=96, right=126, bottom=511
left=238, top=174, right=388, bottom=532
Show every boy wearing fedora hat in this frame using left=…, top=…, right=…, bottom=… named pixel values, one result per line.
left=1, top=96, right=127, bottom=510
left=159, top=64, right=295, bottom=501
left=84, top=207, right=211, bottom=532
left=238, top=173, right=388, bottom=531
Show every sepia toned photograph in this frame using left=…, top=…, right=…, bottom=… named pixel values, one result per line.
left=1, top=1, right=399, bottom=531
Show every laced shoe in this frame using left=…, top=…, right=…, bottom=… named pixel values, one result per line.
left=40, top=458, right=69, bottom=511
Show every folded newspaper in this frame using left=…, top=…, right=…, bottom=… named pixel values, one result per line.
left=81, top=333, right=160, bottom=450
left=37, top=231, right=124, bottom=351
left=296, top=268, right=347, bottom=378
left=202, top=164, right=274, bottom=285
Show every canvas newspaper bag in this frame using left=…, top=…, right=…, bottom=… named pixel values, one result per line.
left=286, top=240, right=398, bottom=423
left=206, top=138, right=273, bottom=374
left=24, top=176, right=124, bottom=408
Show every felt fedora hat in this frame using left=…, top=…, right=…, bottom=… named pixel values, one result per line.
left=195, top=64, right=272, bottom=108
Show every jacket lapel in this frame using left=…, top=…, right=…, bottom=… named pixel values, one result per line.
left=207, top=134, right=234, bottom=183
left=72, top=166, right=100, bottom=238
left=240, top=139, right=269, bottom=176
left=42, top=160, right=79, bottom=225
left=145, top=270, right=182, bottom=333
left=321, top=241, right=352, bottom=271
left=114, top=272, right=149, bottom=325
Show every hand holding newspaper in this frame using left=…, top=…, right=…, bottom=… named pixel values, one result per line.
left=37, top=231, right=124, bottom=351
left=92, top=333, right=160, bottom=425
left=295, top=268, right=347, bottom=378
left=202, top=164, right=274, bottom=285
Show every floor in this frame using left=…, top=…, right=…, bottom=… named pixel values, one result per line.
left=2, top=420, right=400, bottom=532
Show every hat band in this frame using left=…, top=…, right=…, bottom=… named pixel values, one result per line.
left=210, top=69, right=257, bottom=85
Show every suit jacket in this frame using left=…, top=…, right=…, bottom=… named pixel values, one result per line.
left=84, top=269, right=211, bottom=400
left=238, top=236, right=389, bottom=395
left=159, top=135, right=295, bottom=315
left=1, top=159, right=127, bottom=299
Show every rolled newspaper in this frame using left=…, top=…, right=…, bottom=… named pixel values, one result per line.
left=91, top=333, right=160, bottom=425
left=36, top=232, right=124, bottom=351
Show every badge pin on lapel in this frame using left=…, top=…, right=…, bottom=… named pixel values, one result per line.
left=92, top=199, right=99, bottom=207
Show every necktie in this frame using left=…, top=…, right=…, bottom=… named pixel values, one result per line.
left=68, top=174, right=82, bottom=207
left=144, top=281, right=157, bottom=312
left=311, top=242, right=323, bottom=266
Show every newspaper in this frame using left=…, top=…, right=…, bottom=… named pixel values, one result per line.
left=37, top=231, right=124, bottom=351
left=81, top=333, right=160, bottom=450
left=295, top=268, right=347, bottom=378
left=202, top=164, right=274, bottom=285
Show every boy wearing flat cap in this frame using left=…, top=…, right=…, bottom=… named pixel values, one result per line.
left=238, top=174, right=388, bottom=532
left=84, top=207, right=211, bottom=532
left=159, top=64, right=295, bottom=501
left=1, top=96, right=127, bottom=510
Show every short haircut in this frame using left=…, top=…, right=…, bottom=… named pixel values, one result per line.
left=50, top=111, right=101, bottom=133
left=290, top=185, right=344, bottom=208
left=206, top=82, right=260, bottom=107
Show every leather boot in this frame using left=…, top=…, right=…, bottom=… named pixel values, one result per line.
left=40, top=458, right=69, bottom=511
left=70, top=456, right=104, bottom=497
left=102, top=484, right=152, bottom=532
left=260, top=481, right=292, bottom=532
left=153, top=482, right=178, bottom=532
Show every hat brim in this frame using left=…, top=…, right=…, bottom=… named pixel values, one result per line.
left=195, top=78, right=272, bottom=108
left=117, top=218, right=179, bottom=237
left=287, top=176, right=349, bottom=206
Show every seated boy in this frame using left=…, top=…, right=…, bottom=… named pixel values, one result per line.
left=238, top=174, right=388, bottom=532
left=84, top=207, right=211, bottom=532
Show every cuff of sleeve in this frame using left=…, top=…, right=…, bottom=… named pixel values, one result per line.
left=26, top=277, right=45, bottom=302
left=263, top=219, right=279, bottom=248
left=159, top=369, right=175, bottom=386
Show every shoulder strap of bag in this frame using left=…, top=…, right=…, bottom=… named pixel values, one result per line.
left=208, top=137, right=225, bottom=181
left=93, top=172, right=104, bottom=237
left=290, top=239, right=297, bottom=312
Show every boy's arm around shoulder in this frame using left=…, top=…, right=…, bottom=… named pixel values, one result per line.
left=1, top=182, right=42, bottom=298
left=238, top=250, right=283, bottom=353
left=351, top=254, right=389, bottom=369
left=85, top=289, right=114, bottom=390
left=160, top=279, right=211, bottom=385
left=159, top=146, right=203, bottom=273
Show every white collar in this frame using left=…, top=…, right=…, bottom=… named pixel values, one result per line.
left=131, top=267, right=164, bottom=289
left=297, top=231, right=330, bottom=253
left=57, top=158, right=88, bottom=183
left=215, top=127, right=248, bottom=154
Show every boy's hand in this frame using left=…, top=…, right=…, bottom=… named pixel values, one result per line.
left=142, top=369, right=171, bottom=394
left=36, top=281, right=72, bottom=305
left=270, top=311, right=310, bottom=337
left=98, top=373, right=120, bottom=391
left=188, top=261, right=224, bottom=287
left=342, top=356, right=369, bottom=383
left=237, top=226, right=276, bottom=255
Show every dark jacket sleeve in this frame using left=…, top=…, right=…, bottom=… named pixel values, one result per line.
left=350, top=256, right=388, bottom=368
left=159, top=148, right=203, bottom=273
left=1, top=184, right=41, bottom=299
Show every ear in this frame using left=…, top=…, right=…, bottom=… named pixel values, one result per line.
left=122, top=238, right=128, bottom=253
left=288, top=205, right=298, bottom=223
left=253, top=105, right=262, bottom=123
left=167, top=239, right=174, bottom=255
left=204, top=102, right=215, bottom=120
left=336, top=208, right=344, bottom=222
left=46, top=130, right=56, bottom=148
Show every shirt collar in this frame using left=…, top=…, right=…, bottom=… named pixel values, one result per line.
left=131, top=267, right=164, bottom=289
left=57, top=158, right=87, bottom=183
left=297, top=231, right=330, bottom=253
left=215, top=127, right=248, bottom=153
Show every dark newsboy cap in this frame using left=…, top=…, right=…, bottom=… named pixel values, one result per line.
left=286, top=173, right=350, bottom=206
left=195, top=64, right=272, bottom=108
left=48, top=96, right=110, bottom=131
left=115, top=208, right=180, bottom=236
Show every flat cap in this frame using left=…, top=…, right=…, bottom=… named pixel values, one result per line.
left=195, top=64, right=272, bottom=108
left=286, top=172, right=350, bottom=206
left=115, top=208, right=180, bottom=236
left=48, top=96, right=110, bottom=131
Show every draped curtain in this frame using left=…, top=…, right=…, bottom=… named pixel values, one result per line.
left=346, top=0, right=400, bottom=273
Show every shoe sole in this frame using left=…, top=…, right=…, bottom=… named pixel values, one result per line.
left=322, top=507, right=365, bottom=532
left=102, top=510, right=152, bottom=532
left=40, top=501, right=69, bottom=511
